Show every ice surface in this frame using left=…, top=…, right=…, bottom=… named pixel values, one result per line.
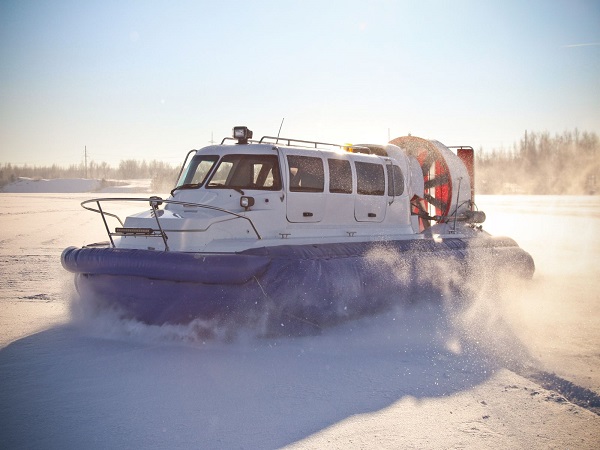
left=0, top=193, right=599, bottom=449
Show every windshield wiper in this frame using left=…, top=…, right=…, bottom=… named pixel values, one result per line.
left=170, top=183, right=199, bottom=196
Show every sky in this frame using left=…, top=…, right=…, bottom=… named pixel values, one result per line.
left=1, top=0, right=599, bottom=166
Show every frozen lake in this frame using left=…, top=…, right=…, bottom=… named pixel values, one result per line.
left=1, top=193, right=599, bottom=448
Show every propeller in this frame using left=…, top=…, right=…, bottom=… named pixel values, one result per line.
left=389, top=136, right=454, bottom=230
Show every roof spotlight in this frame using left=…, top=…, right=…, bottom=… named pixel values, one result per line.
left=233, top=126, right=253, bottom=144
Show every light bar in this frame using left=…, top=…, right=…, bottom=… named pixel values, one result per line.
left=115, top=227, right=154, bottom=235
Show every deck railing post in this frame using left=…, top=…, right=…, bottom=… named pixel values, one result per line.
left=150, top=199, right=169, bottom=251
left=97, top=201, right=115, bottom=248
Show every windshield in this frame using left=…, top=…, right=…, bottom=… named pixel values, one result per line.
left=174, top=155, right=219, bottom=189
left=207, top=154, right=282, bottom=191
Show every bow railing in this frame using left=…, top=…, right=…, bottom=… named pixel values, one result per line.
left=81, top=197, right=262, bottom=251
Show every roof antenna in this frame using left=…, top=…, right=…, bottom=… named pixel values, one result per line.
left=276, top=118, right=285, bottom=144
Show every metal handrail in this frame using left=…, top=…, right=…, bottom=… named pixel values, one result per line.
left=259, top=135, right=342, bottom=149
left=81, top=197, right=262, bottom=250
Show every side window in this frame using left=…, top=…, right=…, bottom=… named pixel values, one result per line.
left=387, top=165, right=405, bottom=196
left=328, top=159, right=352, bottom=194
left=356, top=161, right=385, bottom=196
left=288, top=155, right=324, bottom=192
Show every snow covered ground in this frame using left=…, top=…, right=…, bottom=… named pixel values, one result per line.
left=1, top=177, right=152, bottom=193
left=0, top=189, right=599, bottom=449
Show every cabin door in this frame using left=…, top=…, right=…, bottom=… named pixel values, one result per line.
left=285, top=154, right=325, bottom=223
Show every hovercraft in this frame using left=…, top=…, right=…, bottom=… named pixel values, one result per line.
left=62, top=126, right=534, bottom=332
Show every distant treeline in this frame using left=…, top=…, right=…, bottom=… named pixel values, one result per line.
left=1, top=129, right=598, bottom=195
left=476, top=129, right=599, bottom=195
left=0, top=159, right=180, bottom=192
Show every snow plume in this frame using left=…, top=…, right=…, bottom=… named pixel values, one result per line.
left=71, top=303, right=260, bottom=345
left=363, top=244, right=535, bottom=371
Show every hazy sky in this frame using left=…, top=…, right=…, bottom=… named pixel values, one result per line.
left=1, top=0, right=599, bottom=166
